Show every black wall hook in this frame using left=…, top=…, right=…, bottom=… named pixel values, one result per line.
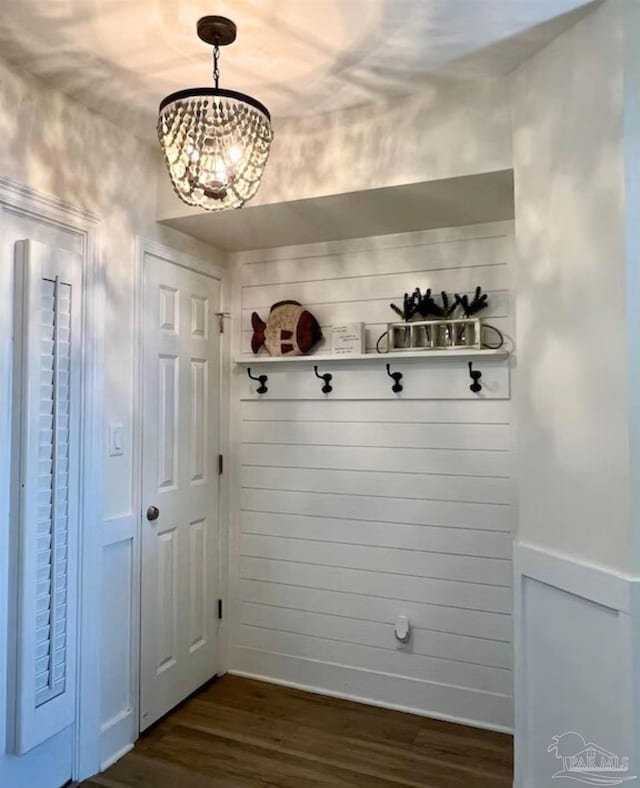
left=386, top=363, right=403, bottom=393
left=313, top=365, right=333, bottom=394
left=468, top=361, right=482, bottom=393
left=247, top=367, right=268, bottom=394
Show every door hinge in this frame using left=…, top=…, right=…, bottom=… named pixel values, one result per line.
left=216, top=311, right=230, bottom=334
left=218, top=454, right=223, bottom=475
left=217, top=599, right=223, bottom=620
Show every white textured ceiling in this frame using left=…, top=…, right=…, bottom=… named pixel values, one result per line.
left=0, top=0, right=596, bottom=140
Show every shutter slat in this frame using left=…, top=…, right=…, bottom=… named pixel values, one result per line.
left=35, top=275, right=70, bottom=705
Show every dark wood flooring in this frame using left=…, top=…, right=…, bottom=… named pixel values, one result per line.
left=83, top=675, right=513, bottom=787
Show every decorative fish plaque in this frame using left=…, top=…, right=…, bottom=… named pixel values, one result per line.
left=251, top=300, right=323, bottom=356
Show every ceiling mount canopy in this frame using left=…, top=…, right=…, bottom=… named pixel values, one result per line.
left=196, top=15, right=237, bottom=47
left=158, top=15, right=273, bottom=212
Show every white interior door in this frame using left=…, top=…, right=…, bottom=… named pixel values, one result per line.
left=140, top=251, right=221, bottom=730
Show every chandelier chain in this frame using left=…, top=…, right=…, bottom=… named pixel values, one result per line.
left=213, top=44, right=220, bottom=89
left=158, top=16, right=273, bottom=211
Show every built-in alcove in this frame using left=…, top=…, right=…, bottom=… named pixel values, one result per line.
left=222, top=208, right=516, bottom=731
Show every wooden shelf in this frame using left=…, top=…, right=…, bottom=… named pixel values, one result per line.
left=235, top=348, right=509, bottom=365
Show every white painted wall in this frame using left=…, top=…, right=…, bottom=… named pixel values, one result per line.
left=512, top=0, right=630, bottom=574
left=0, top=56, right=227, bottom=778
left=229, top=221, right=516, bottom=730
left=511, top=2, right=639, bottom=785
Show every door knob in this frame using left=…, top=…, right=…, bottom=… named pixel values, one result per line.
left=146, top=505, right=160, bottom=522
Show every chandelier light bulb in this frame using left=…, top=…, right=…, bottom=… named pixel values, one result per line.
left=157, top=15, right=273, bottom=211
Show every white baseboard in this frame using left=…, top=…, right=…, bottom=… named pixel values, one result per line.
left=99, top=742, right=133, bottom=773
left=230, top=647, right=513, bottom=733
left=99, top=708, right=136, bottom=772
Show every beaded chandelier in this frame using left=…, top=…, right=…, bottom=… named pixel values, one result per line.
left=158, top=16, right=273, bottom=211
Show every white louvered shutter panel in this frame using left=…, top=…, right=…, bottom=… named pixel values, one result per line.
left=12, top=240, right=81, bottom=754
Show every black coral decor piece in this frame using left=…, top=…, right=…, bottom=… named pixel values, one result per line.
left=390, top=286, right=489, bottom=320
left=439, top=291, right=459, bottom=318
left=456, top=286, right=489, bottom=317
left=416, top=289, right=444, bottom=319
left=390, top=289, right=421, bottom=322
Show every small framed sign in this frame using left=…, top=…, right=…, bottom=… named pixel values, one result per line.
left=331, top=323, right=365, bottom=355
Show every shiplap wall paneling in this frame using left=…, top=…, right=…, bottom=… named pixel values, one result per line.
left=231, top=221, right=515, bottom=731
left=238, top=222, right=513, bottom=355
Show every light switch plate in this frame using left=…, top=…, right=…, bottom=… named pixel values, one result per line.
left=109, top=424, right=123, bottom=457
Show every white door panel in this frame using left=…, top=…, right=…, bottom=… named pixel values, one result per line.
left=140, top=253, right=220, bottom=730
